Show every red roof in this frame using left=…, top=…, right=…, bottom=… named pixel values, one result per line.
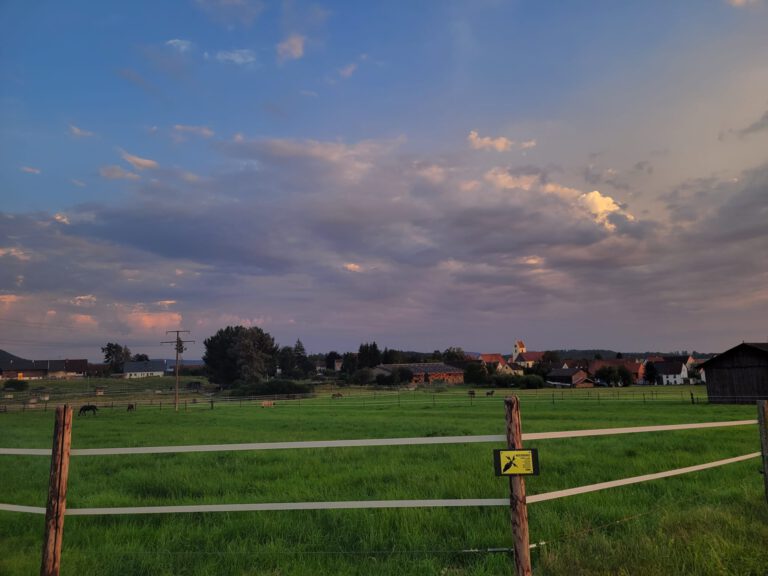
left=480, top=353, right=507, bottom=365
left=517, top=351, right=545, bottom=362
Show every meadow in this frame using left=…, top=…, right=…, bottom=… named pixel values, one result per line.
left=1, top=388, right=766, bottom=575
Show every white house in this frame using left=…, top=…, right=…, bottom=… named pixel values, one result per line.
left=655, top=361, right=688, bottom=385
left=123, top=360, right=166, bottom=379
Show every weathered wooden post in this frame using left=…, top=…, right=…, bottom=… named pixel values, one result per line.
left=40, top=405, right=73, bottom=576
left=505, top=396, right=532, bottom=576
left=758, top=400, right=768, bottom=505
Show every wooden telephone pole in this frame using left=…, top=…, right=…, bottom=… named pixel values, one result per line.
left=162, top=330, right=194, bottom=412
left=40, top=405, right=73, bottom=576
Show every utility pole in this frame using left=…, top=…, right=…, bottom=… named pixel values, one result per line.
left=162, top=330, right=194, bottom=412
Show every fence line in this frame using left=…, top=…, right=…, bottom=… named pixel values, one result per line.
left=0, top=419, right=756, bottom=457
left=0, top=452, right=758, bottom=517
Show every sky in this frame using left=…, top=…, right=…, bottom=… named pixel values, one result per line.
left=1, top=0, right=767, bottom=362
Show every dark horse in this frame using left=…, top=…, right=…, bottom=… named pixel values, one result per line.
left=79, top=404, right=98, bottom=416
left=127, top=403, right=136, bottom=412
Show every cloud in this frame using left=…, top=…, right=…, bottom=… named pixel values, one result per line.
left=343, top=263, right=363, bottom=272
left=416, top=164, right=446, bottom=184
left=214, top=49, right=257, bottom=65
left=69, top=124, right=95, bottom=137
left=578, top=190, right=629, bottom=230
left=119, top=149, right=159, bottom=171
left=100, top=165, right=140, bottom=180
left=54, top=213, right=70, bottom=225
left=737, top=109, right=768, bottom=138
left=172, top=124, right=215, bottom=141
left=0, top=247, right=32, bottom=261
left=338, top=63, right=357, bottom=78
left=195, top=0, right=265, bottom=26
left=70, top=179, right=86, bottom=187
left=277, top=34, right=306, bottom=63
left=300, top=90, right=318, bottom=97
left=726, top=0, right=760, bottom=6
left=484, top=168, right=540, bottom=190
left=468, top=130, right=513, bottom=152
left=166, top=39, right=193, bottom=53
left=20, top=166, right=41, bottom=174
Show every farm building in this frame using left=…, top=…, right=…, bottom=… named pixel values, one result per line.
left=546, top=368, right=594, bottom=388
left=373, top=363, right=464, bottom=385
left=700, top=342, right=768, bottom=404
left=123, top=359, right=167, bottom=378
left=587, top=359, right=646, bottom=384
left=653, top=361, right=688, bottom=385
left=0, top=355, right=88, bottom=380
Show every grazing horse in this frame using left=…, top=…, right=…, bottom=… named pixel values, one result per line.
left=79, top=404, right=98, bottom=416
left=127, top=403, right=136, bottom=412
left=468, top=390, right=476, bottom=398
left=331, top=392, right=343, bottom=399
left=486, top=390, right=495, bottom=397
left=261, top=401, right=275, bottom=408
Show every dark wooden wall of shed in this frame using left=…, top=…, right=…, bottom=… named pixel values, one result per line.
left=705, top=347, right=768, bottom=404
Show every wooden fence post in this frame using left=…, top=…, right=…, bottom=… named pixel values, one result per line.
left=758, top=400, right=768, bottom=505
left=505, top=396, right=532, bottom=576
left=40, top=405, right=73, bottom=576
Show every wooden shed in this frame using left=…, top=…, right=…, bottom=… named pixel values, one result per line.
left=700, top=342, right=768, bottom=404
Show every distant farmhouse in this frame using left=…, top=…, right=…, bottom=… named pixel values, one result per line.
left=0, top=350, right=88, bottom=380
left=701, top=342, right=768, bottom=404
left=373, top=363, right=464, bottom=385
left=123, top=359, right=167, bottom=379
left=546, top=368, right=594, bottom=388
left=654, top=361, right=688, bottom=386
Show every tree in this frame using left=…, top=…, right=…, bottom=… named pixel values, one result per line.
left=101, top=342, right=132, bottom=373
left=644, top=362, right=659, bottom=385
left=358, top=341, right=382, bottom=368
left=293, top=339, right=314, bottom=376
left=594, top=366, right=619, bottom=386
left=616, top=365, right=633, bottom=387
left=464, top=362, right=488, bottom=385
left=325, top=351, right=341, bottom=371
left=615, top=352, right=624, bottom=359
left=132, top=353, right=149, bottom=362
left=340, top=352, right=358, bottom=375
left=203, top=325, right=278, bottom=387
left=442, top=347, right=467, bottom=367
left=278, top=346, right=295, bottom=376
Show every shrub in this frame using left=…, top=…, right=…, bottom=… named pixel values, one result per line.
left=519, top=374, right=545, bottom=389
left=2, top=379, right=28, bottom=391
left=490, top=374, right=517, bottom=388
left=232, top=379, right=313, bottom=396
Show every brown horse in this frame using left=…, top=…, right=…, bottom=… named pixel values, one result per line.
left=79, top=404, right=98, bottom=416
left=127, top=403, right=136, bottom=412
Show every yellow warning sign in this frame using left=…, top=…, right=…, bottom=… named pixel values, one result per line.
left=493, top=449, right=539, bottom=476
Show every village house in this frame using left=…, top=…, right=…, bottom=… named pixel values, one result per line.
left=654, top=361, right=688, bottom=385
left=514, top=351, right=545, bottom=369
left=587, top=359, right=646, bottom=385
left=479, top=353, right=517, bottom=375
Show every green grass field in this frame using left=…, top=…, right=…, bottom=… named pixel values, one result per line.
left=1, top=390, right=766, bottom=575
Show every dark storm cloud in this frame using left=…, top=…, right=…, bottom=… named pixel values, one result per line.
left=737, top=109, right=768, bottom=138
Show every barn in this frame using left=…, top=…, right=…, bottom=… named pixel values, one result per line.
left=700, top=342, right=768, bottom=404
